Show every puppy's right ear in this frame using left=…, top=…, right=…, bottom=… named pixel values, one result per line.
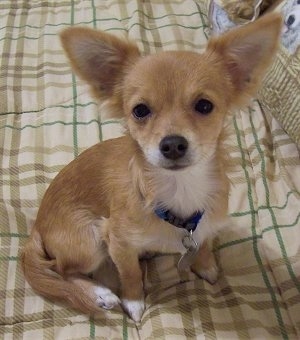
left=60, top=27, right=140, bottom=98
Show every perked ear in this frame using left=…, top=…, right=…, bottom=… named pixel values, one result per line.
left=60, top=27, right=140, bottom=99
left=207, top=13, right=282, bottom=104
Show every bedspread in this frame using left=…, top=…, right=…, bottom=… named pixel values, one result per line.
left=0, top=1, right=299, bottom=339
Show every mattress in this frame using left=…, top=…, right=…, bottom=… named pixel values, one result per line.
left=0, top=1, right=299, bottom=339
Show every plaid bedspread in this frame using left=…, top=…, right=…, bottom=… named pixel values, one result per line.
left=1, top=1, right=299, bottom=339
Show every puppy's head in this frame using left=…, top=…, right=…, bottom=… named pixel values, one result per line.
left=60, top=14, right=281, bottom=170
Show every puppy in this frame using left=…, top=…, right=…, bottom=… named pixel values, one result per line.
left=22, top=13, right=282, bottom=322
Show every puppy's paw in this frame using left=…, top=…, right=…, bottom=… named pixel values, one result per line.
left=122, top=299, right=145, bottom=322
left=191, top=242, right=219, bottom=284
left=94, top=286, right=120, bottom=310
left=193, top=262, right=219, bottom=285
left=191, top=252, right=219, bottom=285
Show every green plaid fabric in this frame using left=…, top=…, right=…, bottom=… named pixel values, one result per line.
left=0, top=1, right=299, bottom=339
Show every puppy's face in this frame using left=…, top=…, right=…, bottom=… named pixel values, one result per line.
left=123, top=51, right=230, bottom=170
left=60, top=14, right=282, bottom=170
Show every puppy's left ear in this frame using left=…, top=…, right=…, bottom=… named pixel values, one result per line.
left=60, top=27, right=140, bottom=100
left=207, top=13, right=282, bottom=106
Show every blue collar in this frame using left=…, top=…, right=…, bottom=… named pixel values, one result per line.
left=155, top=208, right=204, bottom=232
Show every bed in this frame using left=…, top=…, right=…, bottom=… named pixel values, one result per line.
left=1, top=1, right=299, bottom=339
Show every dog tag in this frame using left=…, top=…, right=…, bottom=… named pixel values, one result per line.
left=177, top=231, right=199, bottom=272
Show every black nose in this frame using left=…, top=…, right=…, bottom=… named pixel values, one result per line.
left=159, top=135, right=188, bottom=160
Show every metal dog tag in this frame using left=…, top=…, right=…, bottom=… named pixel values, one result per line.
left=177, top=231, right=199, bottom=272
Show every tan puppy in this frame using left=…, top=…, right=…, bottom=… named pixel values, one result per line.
left=22, top=14, right=282, bottom=322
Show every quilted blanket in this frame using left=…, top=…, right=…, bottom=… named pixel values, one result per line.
left=1, top=1, right=299, bottom=339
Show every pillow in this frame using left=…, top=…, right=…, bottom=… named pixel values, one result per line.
left=259, top=0, right=300, bottom=146
left=208, top=0, right=300, bottom=146
left=209, top=0, right=279, bottom=33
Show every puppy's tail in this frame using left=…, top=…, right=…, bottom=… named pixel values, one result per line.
left=21, top=229, right=102, bottom=314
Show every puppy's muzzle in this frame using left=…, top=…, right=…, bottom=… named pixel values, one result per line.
left=159, top=135, right=188, bottom=160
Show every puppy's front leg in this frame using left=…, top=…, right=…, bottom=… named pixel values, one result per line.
left=191, top=240, right=218, bottom=284
left=108, top=242, right=144, bottom=322
left=191, top=201, right=229, bottom=284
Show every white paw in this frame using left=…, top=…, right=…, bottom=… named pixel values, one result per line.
left=122, top=299, right=145, bottom=322
left=94, top=286, right=120, bottom=310
left=198, top=264, right=219, bottom=285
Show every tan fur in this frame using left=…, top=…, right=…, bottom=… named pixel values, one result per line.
left=22, top=13, right=282, bottom=322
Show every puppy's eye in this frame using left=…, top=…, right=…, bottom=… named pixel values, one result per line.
left=132, top=104, right=151, bottom=120
left=194, top=99, right=214, bottom=115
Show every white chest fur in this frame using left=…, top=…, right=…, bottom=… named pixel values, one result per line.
left=151, top=159, right=220, bottom=219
